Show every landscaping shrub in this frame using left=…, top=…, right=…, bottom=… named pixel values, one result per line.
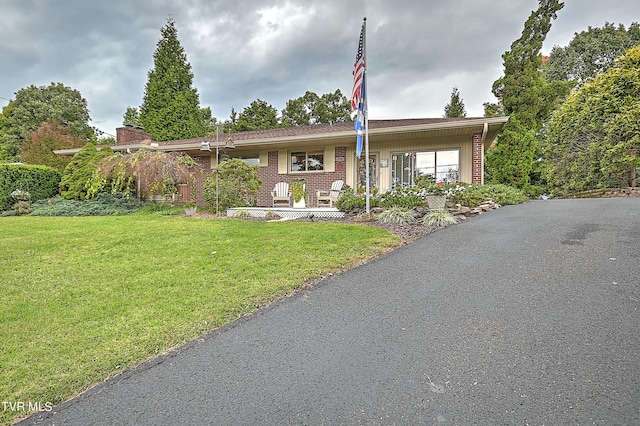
left=204, top=159, right=261, bottom=213
left=0, top=163, right=61, bottom=211
left=30, top=193, right=142, bottom=216
left=59, top=143, right=114, bottom=200
left=337, top=182, right=528, bottom=214
left=378, top=186, right=426, bottom=208
left=232, top=209, right=252, bottom=218
left=447, top=184, right=528, bottom=207
left=376, top=207, right=417, bottom=225
left=423, top=210, right=457, bottom=227
left=335, top=186, right=380, bottom=211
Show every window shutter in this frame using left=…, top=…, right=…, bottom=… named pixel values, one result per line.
left=324, top=146, right=335, bottom=172
left=278, top=150, right=287, bottom=174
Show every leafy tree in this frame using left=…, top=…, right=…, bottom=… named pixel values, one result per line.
left=486, top=0, right=568, bottom=189
left=2, top=83, right=95, bottom=161
left=546, top=22, right=640, bottom=86
left=0, top=102, right=12, bottom=161
left=203, top=158, right=262, bottom=213
left=543, top=45, right=640, bottom=194
left=20, top=121, right=86, bottom=171
left=444, top=86, right=467, bottom=118
left=235, top=99, right=280, bottom=131
left=313, top=89, right=351, bottom=124
left=281, top=91, right=319, bottom=126
left=281, top=90, right=350, bottom=126
left=138, top=18, right=206, bottom=141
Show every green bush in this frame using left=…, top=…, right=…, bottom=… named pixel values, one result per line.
left=378, top=187, right=426, bottom=208
left=335, top=186, right=380, bottom=211
left=376, top=207, right=417, bottom=225
left=0, top=163, right=61, bottom=211
left=30, top=193, right=142, bottom=216
left=447, top=184, right=528, bottom=207
left=203, top=159, right=261, bottom=213
left=59, top=143, right=113, bottom=200
left=337, top=183, right=528, bottom=213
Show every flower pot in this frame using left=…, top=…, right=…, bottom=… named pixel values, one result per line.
left=185, top=206, right=197, bottom=216
left=293, top=198, right=306, bottom=209
left=426, top=195, right=447, bottom=211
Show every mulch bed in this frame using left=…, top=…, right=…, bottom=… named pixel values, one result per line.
left=191, top=211, right=442, bottom=242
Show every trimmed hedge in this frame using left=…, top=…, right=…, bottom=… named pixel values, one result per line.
left=0, top=163, right=61, bottom=211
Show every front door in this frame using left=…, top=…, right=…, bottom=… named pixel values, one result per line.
left=358, top=153, right=378, bottom=191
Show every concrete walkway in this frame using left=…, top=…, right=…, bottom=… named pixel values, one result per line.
left=20, top=199, right=640, bottom=425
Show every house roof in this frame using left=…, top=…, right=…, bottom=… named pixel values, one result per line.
left=54, top=116, right=509, bottom=155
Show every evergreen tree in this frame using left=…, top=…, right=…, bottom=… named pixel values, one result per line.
left=138, top=18, right=205, bottom=141
left=122, top=107, right=141, bottom=126
left=235, top=99, right=280, bottom=131
left=486, top=0, right=567, bottom=190
left=444, top=86, right=467, bottom=118
left=543, top=45, right=640, bottom=193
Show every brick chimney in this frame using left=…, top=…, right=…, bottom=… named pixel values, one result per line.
left=116, top=125, right=153, bottom=145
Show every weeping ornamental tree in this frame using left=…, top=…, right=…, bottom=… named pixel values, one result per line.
left=543, top=45, right=640, bottom=194
left=486, top=0, right=568, bottom=190
left=97, top=150, right=203, bottom=200
left=138, top=19, right=206, bottom=141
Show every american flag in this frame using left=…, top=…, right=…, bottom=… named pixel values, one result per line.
left=352, top=19, right=366, bottom=157
left=351, top=20, right=366, bottom=112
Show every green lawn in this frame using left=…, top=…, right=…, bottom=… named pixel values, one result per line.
left=0, top=215, right=400, bottom=424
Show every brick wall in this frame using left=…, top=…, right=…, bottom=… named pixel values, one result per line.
left=257, top=147, right=347, bottom=207
left=472, top=133, right=483, bottom=184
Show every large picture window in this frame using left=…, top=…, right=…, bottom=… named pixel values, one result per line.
left=392, top=149, right=459, bottom=187
left=290, top=151, right=324, bottom=172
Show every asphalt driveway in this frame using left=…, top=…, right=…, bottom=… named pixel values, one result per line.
left=20, top=198, right=640, bottom=425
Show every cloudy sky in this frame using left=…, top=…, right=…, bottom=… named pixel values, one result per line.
left=1, top=0, right=639, bottom=137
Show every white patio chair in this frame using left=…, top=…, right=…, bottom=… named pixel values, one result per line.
left=316, top=180, right=344, bottom=208
left=271, top=182, right=291, bottom=207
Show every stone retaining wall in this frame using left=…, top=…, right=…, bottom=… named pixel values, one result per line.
left=559, top=187, right=640, bottom=199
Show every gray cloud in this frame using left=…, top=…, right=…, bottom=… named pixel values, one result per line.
left=1, top=0, right=638, bottom=135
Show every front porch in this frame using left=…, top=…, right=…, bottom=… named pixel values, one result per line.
left=226, top=207, right=345, bottom=219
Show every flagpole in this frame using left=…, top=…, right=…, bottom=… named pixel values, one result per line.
left=363, top=17, right=370, bottom=214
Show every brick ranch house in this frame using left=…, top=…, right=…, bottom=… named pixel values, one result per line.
left=59, top=116, right=508, bottom=207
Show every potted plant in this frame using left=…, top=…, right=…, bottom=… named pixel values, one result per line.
left=291, top=178, right=306, bottom=208
left=422, top=179, right=447, bottom=211
left=184, top=199, right=197, bottom=216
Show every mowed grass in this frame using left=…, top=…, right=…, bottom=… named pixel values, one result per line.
left=0, top=215, right=400, bottom=424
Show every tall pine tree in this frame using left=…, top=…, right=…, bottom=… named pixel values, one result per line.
left=139, top=18, right=205, bottom=141
left=443, top=86, right=467, bottom=118
left=486, top=0, right=567, bottom=190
